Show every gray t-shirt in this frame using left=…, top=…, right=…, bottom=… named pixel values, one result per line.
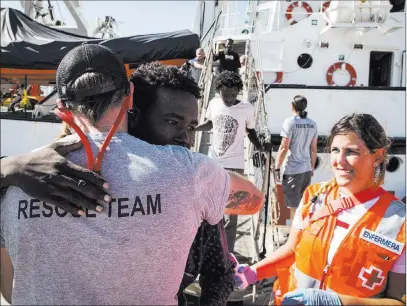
left=0, top=133, right=230, bottom=305
left=280, top=116, right=318, bottom=175
left=189, top=58, right=203, bottom=84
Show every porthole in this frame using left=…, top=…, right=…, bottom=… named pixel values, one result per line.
left=386, top=156, right=401, bottom=172
left=297, top=53, right=313, bottom=69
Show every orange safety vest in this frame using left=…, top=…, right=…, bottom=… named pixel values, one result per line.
left=272, top=183, right=406, bottom=305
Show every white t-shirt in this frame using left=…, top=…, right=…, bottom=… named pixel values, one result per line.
left=206, top=98, right=255, bottom=169
left=293, top=195, right=406, bottom=274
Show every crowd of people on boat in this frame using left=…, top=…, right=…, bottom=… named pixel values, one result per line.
left=0, top=42, right=405, bottom=306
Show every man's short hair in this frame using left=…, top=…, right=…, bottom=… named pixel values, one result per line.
left=226, top=38, right=234, bottom=44
left=129, top=61, right=201, bottom=114
left=56, top=44, right=129, bottom=123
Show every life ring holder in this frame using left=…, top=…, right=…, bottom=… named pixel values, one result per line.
left=326, top=62, right=357, bottom=86
left=285, top=1, right=313, bottom=25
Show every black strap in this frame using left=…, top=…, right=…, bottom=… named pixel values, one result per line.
left=0, top=156, right=9, bottom=202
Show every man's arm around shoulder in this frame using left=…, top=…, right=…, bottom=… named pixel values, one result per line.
left=225, top=171, right=264, bottom=215
left=192, top=153, right=263, bottom=225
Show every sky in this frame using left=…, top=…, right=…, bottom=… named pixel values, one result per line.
left=2, top=0, right=198, bottom=36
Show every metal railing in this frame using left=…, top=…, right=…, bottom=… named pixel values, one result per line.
left=193, top=4, right=224, bottom=154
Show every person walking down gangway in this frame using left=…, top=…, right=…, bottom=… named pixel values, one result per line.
left=195, top=71, right=269, bottom=255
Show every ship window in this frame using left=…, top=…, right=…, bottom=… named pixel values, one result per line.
left=369, top=51, right=393, bottom=87
left=386, top=156, right=401, bottom=172
left=297, top=53, right=313, bottom=69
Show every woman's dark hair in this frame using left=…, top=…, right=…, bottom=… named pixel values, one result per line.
left=214, top=71, right=243, bottom=93
left=129, top=61, right=201, bottom=114
left=292, top=95, right=308, bottom=118
left=327, top=113, right=391, bottom=184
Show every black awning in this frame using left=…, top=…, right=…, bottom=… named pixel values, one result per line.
left=1, top=8, right=200, bottom=69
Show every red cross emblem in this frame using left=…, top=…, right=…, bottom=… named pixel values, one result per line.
left=358, top=266, right=385, bottom=290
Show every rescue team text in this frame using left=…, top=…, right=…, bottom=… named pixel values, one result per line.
left=295, top=124, right=315, bottom=128
left=17, top=195, right=161, bottom=219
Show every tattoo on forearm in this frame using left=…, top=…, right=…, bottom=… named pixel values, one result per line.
left=226, top=190, right=262, bottom=211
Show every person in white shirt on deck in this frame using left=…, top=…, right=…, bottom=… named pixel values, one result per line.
left=196, top=71, right=267, bottom=254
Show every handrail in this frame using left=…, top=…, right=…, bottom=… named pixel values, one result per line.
left=193, top=3, right=224, bottom=153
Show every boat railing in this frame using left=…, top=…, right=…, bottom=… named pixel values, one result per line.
left=193, top=4, right=225, bottom=154
left=239, top=44, right=285, bottom=302
left=321, top=1, right=394, bottom=34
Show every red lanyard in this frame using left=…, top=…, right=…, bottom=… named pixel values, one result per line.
left=54, top=99, right=129, bottom=173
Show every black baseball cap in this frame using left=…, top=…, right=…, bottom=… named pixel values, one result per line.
left=56, top=44, right=129, bottom=101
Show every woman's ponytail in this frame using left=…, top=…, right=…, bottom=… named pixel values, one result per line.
left=298, top=110, right=308, bottom=119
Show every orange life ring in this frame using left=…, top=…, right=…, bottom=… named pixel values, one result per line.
left=256, top=71, right=283, bottom=84
left=274, top=71, right=284, bottom=83
left=320, top=1, right=331, bottom=12
left=326, top=62, right=357, bottom=86
left=285, top=1, right=313, bottom=25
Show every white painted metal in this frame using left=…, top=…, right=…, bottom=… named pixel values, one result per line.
left=1, top=119, right=62, bottom=156
left=264, top=88, right=405, bottom=137
left=249, top=14, right=405, bottom=86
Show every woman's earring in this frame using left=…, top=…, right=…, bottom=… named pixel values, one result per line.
left=127, top=109, right=136, bottom=128
left=374, top=163, right=380, bottom=184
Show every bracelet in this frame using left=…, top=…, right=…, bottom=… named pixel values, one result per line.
left=275, top=169, right=280, bottom=172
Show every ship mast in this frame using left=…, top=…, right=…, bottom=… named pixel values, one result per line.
left=19, top=0, right=90, bottom=36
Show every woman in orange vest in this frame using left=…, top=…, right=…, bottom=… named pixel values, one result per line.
left=235, top=113, right=406, bottom=305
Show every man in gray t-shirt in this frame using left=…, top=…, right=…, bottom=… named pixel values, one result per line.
left=189, top=48, right=206, bottom=84
left=275, top=95, right=318, bottom=211
left=1, top=134, right=230, bottom=305
left=0, top=45, right=263, bottom=305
